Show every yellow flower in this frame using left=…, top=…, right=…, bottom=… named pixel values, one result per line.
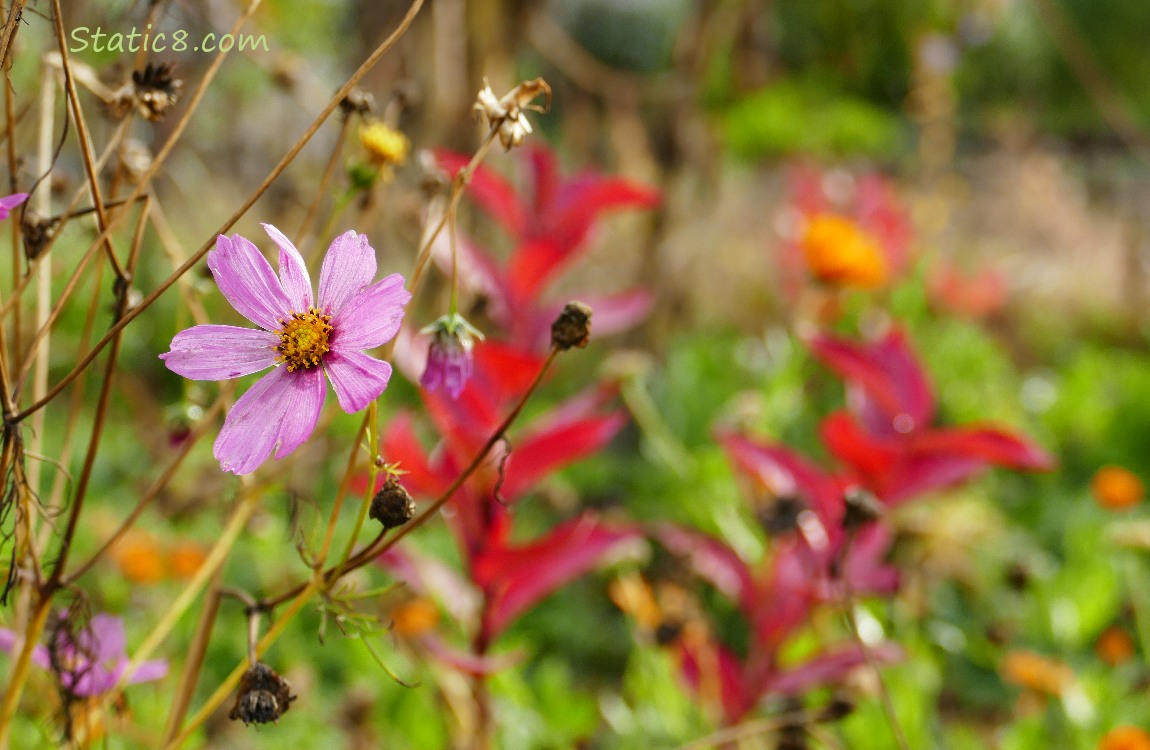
left=1099, top=726, right=1150, bottom=750
left=1000, top=650, right=1073, bottom=696
left=1092, top=465, right=1144, bottom=511
left=800, top=213, right=887, bottom=289
left=359, top=121, right=410, bottom=168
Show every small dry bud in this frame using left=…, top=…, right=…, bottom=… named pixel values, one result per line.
left=842, top=487, right=883, bottom=530
left=758, top=496, right=805, bottom=537
left=370, top=476, right=415, bottom=529
left=229, top=662, right=296, bottom=726
left=340, top=88, right=375, bottom=117
left=112, top=62, right=182, bottom=121
left=551, top=301, right=593, bottom=351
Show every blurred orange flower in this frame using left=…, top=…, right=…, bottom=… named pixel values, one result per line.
left=167, top=542, right=207, bottom=580
left=800, top=214, right=887, bottom=289
left=391, top=598, right=440, bottom=637
left=1096, top=625, right=1136, bottom=666
left=1092, top=466, right=1145, bottom=511
left=1000, top=650, right=1073, bottom=696
left=1099, top=726, right=1150, bottom=750
left=111, top=533, right=165, bottom=585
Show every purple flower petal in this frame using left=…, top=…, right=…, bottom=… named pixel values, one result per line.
left=318, top=230, right=376, bottom=317
left=121, top=657, right=169, bottom=686
left=0, top=192, right=28, bottom=220
left=88, top=614, right=126, bottom=665
left=213, top=365, right=326, bottom=474
left=207, top=234, right=293, bottom=331
left=262, top=223, right=312, bottom=311
left=160, top=325, right=279, bottom=380
left=324, top=349, right=392, bottom=413
left=329, top=273, right=410, bottom=351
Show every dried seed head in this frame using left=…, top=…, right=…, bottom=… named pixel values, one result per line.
left=654, top=620, right=683, bottom=646
left=112, top=63, right=182, bottom=121
left=551, top=301, right=593, bottom=351
left=370, top=476, right=415, bottom=530
left=22, top=213, right=59, bottom=261
left=473, top=77, right=551, bottom=150
left=229, top=662, right=296, bottom=726
left=842, top=486, right=883, bottom=531
left=339, top=88, right=375, bottom=117
left=758, top=496, right=806, bottom=537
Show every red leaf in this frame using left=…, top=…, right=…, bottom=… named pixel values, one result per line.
left=719, top=431, right=844, bottom=529
left=678, top=639, right=751, bottom=724
left=434, top=149, right=525, bottom=237
left=651, top=523, right=756, bottom=618
left=501, top=412, right=627, bottom=501
left=475, top=517, right=640, bottom=637
left=808, top=330, right=935, bottom=435
left=381, top=413, right=451, bottom=499
left=760, top=642, right=903, bottom=696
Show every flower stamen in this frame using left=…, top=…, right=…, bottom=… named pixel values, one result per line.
left=276, top=307, right=333, bottom=371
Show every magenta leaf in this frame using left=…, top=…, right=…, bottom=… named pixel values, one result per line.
left=500, top=412, right=627, bottom=501
left=474, top=516, right=640, bottom=637
left=651, top=523, right=756, bottom=618
left=807, top=330, right=935, bottom=436
left=434, top=150, right=526, bottom=236
left=760, top=642, right=903, bottom=696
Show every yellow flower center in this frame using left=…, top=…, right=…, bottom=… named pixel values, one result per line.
left=276, top=307, right=333, bottom=371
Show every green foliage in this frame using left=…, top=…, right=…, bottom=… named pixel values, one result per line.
left=723, top=80, right=906, bottom=160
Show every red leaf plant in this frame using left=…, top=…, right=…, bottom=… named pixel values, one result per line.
left=649, top=520, right=901, bottom=724
left=433, top=147, right=661, bottom=348
left=376, top=340, right=639, bottom=669
left=807, top=328, right=1054, bottom=505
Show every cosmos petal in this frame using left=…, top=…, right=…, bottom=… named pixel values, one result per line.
left=160, top=325, right=279, bottom=380
left=262, top=223, right=312, bottom=311
left=318, top=230, right=376, bottom=317
left=206, top=233, right=293, bottom=331
left=213, top=365, right=326, bottom=474
left=329, top=273, right=410, bottom=351
left=324, top=349, right=392, bottom=413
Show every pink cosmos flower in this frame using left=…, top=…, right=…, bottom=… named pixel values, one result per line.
left=0, top=192, right=27, bottom=220
left=161, top=224, right=410, bottom=474
left=0, top=613, right=167, bottom=697
left=420, top=314, right=483, bottom=400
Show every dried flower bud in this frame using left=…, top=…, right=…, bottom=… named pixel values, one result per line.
left=22, top=213, right=59, bottom=262
left=551, top=301, right=592, bottom=351
left=654, top=620, right=683, bottom=646
left=370, top=476, right=415, bottom=530
left=473, top=77, right=551, bottom=150
left=842, top=487, right=883, bottom=531
left=820, top=693, right=855, bottom=721
left=229, top=662, right=296, bottom=726
left=112, top=63, right=182, bottom=121
left=757, top=495, right=805, bottom=537
left=339, top=88, right=375, bottom=117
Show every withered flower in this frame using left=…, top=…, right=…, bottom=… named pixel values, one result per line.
left=229, top=662, right=296, bottom=725
left=112, top=63, right=182, bottom=121
left=473, top=77, right=551, bottom=150
left=339, top=88, right=375, bottom=118
left=550, top=301, right=592, bottom=351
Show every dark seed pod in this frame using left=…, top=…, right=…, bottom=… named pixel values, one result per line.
left=842, top=487, right=883, bottom=531
left=370, top=476, right=415, bottom=529
left=551, top=301, right=592, bottom=351
left=758, top=496, right=806, bottom=537
left=229, top=662, right=296, bottom=726
left=654, top=619, right=683, bottom=646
